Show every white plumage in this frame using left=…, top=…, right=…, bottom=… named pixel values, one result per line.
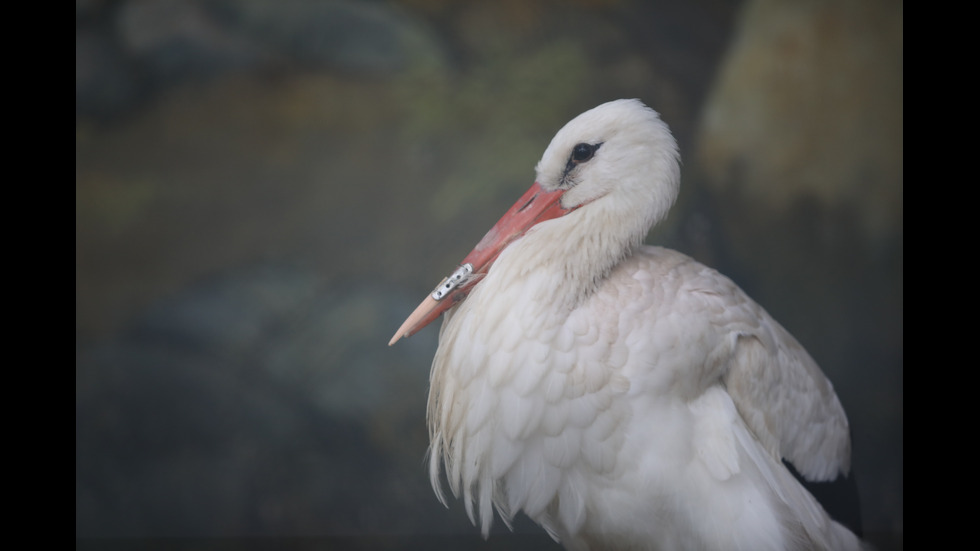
left=390, top=99, right=864, bottom=550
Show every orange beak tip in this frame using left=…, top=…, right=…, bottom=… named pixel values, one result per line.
left=388, top=295, right=441, bottom=347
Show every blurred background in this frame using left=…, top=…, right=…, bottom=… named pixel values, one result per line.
left=76, top=0, right=902, bottom=549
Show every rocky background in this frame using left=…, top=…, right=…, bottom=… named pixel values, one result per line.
left=76, top=0, right=902, bottom=549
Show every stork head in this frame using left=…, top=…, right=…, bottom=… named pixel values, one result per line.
left=389, top=99, right=680, bottom=345
left=535, top=98, right=680, bottom=234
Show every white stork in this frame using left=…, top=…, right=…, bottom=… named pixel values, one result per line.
left=390, top=99, right=865, bottom=550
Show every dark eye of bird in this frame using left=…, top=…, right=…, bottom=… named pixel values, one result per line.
left=571, top=142, right=599, bottom=163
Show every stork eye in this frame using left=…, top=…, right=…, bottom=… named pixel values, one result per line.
left=571, top=142, right=600, bottom=163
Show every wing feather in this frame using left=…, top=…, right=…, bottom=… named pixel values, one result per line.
left=633, top=246, right=851, bottom=482
left=682, top=256, right=851, bottom=482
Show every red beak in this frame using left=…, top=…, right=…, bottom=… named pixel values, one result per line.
left=389, top=181, right=572, bottom=345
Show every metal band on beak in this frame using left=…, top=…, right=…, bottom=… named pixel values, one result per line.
left=431, top=263, right=473, bottom=301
